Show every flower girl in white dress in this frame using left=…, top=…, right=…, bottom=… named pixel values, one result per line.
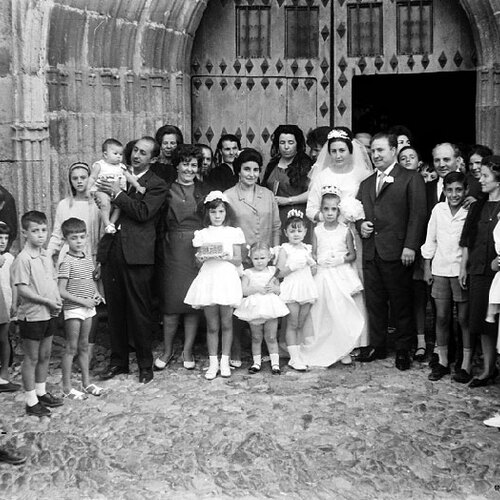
left=184, top=191, right=245, bottom=380
left=276, top=209, right=318, bottom=371
left=234, top=242, right=289, bottom=375
left=300, top=189, right=365, bottom=367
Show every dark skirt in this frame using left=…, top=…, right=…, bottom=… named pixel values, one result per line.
left=161, top=230, right=199, bottom=315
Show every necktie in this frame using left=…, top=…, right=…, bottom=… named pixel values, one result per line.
left=376, top=172, right=385, bottom=196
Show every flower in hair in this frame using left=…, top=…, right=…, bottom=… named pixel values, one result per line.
left=287, top=208, right=304, bottom=219
left=321, top=185, right=342, bottom=197
left=327, top=129, right=351, bottom=141
left=204, top=190, right=229, bottom=204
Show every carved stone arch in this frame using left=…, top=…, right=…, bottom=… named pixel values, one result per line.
left=459, top=0, right=500, bottom=151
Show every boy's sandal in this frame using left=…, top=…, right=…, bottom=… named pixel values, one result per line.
left=229, top=359, right=242, bottom=369
left=83, top=384, right=104, bottom=396
left=63, top=388, right=88, bottom=400
left=248, top=364, right=261, bottom=374
left=271, top=365, right=281, bottom=375
left=413, top=347, right=426, bottom=362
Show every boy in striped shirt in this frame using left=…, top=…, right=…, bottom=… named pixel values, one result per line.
left=58, top=218, right=104, bottom=399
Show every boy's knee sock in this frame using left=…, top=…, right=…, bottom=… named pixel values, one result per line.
left=35, top=382, right=46, bottom=397
left=25, top=390, right=38, bottom=407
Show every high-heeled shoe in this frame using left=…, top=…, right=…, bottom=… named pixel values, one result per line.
left=153, top=353, right=174, bottom=371
left=182, top=352, right=195, bottom=370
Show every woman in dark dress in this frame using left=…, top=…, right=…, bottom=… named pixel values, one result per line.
left=151, top=125, right=184, bottom=185
left=262, top=125, right=312, bottom=241
left=154, top=144, right=210, bottom=370
left=459, top=155, right=500, bottom=386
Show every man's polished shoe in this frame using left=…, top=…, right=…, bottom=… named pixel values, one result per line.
left=99, top=365, right=129, bottom=381
left=395, top=350, right=411, bottom=371
left=139, top=368, right=153, bottom=384
left=356, top=346, right=386, bottom=362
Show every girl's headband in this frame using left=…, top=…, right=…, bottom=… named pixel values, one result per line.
left=69, top=162, right=90, bottom=174
left=204, top=190, right=229, bottom=204
left=286, top=208, right=303, bottom=219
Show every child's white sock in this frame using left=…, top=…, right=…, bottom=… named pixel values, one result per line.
left=462, top=348, right=472, bottom=372
left=35, top=382, right=46, bottom=397
left=220, top=355, right=231, bottom=377
left=287, top=345, right=298, bottom=364
left=205, top=356, right=219, bottom=380
left=270, top=353, right=279, bottom=367
left=417, top=334, right=426, bottom=350
left=252, top=354, right=262, bottom=367
left=436, top=346, right=448, bottom=367
left=0, top=377, right=9, bottom=384
left=25, top=390, right=38, bottom=407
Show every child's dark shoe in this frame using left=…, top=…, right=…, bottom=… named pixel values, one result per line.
left=38, top=392, right=63, bottom=407
left=26, top=402, right=51, bottom=417
left=248, top=364, right=261, bottom=374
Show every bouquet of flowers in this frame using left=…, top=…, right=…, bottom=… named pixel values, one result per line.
left=339, top=196, right=365, bottom=222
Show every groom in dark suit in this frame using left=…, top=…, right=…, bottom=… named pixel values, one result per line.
left=97, top=136, right=167, bottom=383
left=356, top=132, right=427, bottom=370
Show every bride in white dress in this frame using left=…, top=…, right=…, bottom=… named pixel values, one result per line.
left=303, top=128, right=373, bottom=362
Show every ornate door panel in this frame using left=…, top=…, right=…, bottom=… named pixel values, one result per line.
left=191, top=0, right=331, bottom=160
left=331, top=0, right=476, bottom=127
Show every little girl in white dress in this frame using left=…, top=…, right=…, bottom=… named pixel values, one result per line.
left=277, top=209, right=318, bottom=371
left=234, top=242, right=289, bottom=375
left=300, top=190, right=365, bottom=367
left=184, top=191, right=245, bottom=380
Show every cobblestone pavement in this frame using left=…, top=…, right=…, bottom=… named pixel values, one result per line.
left=1, top=329, right=500, bottom=500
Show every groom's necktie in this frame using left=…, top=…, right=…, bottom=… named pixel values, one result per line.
left=376, top=171, right=385, bottom=196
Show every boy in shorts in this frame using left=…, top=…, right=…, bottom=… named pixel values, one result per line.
left=421, top=171, right=470, bottom=381
left=12, top=211, right=62, bottom=416
left=58, top=218, right=103, bottom=399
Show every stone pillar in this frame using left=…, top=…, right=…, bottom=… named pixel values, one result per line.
left=477, top=64, right=500, bottom=152
left=11, top=0, right=52, bottom=220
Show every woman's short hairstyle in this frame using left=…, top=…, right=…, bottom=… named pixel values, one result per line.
left=171, top=144, right=203, bottom=169
left=469, top=144, right=494, bottom=160
left=233, top=148, right=263, bottom=175
left=482, top=156, right=500, bottom=181
left=155, top=125, right=184, bottom=147
left=0, top=221, right=11, bottom=236
left=388, top=124, right=413, bottom=144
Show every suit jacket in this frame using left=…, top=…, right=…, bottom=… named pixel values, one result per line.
left=356, top=163, right=427, bottom=261
left=97, top=169, right=167, bottom=265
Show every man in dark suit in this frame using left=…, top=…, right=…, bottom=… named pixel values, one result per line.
left=356, top=132, right=427, bottom=370
left=97, top=136, right=167, bottom=383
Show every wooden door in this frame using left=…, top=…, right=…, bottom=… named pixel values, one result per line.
left=191, top=0, right=332, bottom=161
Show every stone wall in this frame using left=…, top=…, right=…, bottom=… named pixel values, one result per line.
left=1, top=0, right=499, bottom=228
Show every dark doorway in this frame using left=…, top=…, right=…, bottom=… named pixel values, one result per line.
left=352, top=72, right=476, bottom=162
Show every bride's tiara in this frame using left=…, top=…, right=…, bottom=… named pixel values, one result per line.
left=327, top=129, right=351, bottom=141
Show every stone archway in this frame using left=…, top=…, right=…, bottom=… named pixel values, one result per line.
left=2, top=0, right=500, bottom=219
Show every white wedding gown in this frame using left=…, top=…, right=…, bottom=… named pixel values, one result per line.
left=305, top=167, right=369, bottom=348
